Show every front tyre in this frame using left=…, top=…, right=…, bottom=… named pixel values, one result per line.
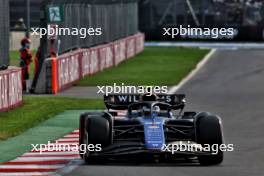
left=83, top=115, right=111, bottom=164
left=196, top=113, right=224, bottom=165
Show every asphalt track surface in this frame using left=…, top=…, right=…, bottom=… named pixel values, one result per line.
left=146, top=41, right=264, bottom=49
left=63, top=49, right=264, bottom=176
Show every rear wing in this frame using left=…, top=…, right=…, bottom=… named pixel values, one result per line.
left=104, top=94, right=185, bottom=110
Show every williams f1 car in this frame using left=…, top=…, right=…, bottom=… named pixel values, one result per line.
left=79, top=94, right=224, bottom=165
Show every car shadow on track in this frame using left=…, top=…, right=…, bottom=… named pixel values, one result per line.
left=79, top=158, right=206, bottom=167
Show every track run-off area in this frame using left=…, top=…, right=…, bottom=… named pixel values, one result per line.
left=1, top=49, right=263, bottom=176
left=62, top=49, right=264, bottom=176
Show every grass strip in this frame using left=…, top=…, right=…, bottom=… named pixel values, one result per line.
left=0, top=96, right=103, bottom=140
left=0, top=110, right=98, bottom=162
left=78, top=47, right=209, bottom=86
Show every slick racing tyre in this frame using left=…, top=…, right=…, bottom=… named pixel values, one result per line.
left=196, top=113, right=224, bottom=165
left=79, top=112, right=104, bottom=159
left=83, top=115, right=111, bottom=163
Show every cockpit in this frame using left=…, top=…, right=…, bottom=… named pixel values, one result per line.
left=128, top=102, right=173, bottom=118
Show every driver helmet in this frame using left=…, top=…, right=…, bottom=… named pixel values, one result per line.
left=141, top=93, right=158, bottom=102
left=153, top=105, right=161, bottom=115
left=140, top=106, right=151, bottom=116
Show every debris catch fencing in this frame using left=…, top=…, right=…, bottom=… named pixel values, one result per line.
left=0, top=0, right=10, bottom=66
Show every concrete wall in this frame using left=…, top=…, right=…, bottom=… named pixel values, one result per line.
left=0, top=67, right=23, bottom=112
left=34, top=33, right=145, bottom=94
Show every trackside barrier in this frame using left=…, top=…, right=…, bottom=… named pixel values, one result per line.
left=113, top=39, right=126, bottom=66
left=51, top=57, right=58, bottom=94
left=46, top=33, right=144, bottom=94
left=0, top=67, right=23, bottom=112
left=126, top=36, right=136, bottom=59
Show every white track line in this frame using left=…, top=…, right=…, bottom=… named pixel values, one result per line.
left=56, top=138, right=79, bottom=142
left=168, top=49, right=216, bottom=94
left=0, top=172, right=54, bottom=176
left=33, top=142, right=79, bottom=146
left=0, top=130, right=82, bottom=176
left=0, top=165, right=64, bottom=169
left=12, top=158, right=75, bottom=162
left=24, top=151, right=79, bottom=156
left=63, top=134, right=79, bottom=138
left=55, top=141, right=79, bottom=144
left=13, top=156, right=79, bottom=162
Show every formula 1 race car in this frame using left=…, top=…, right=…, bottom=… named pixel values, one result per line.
left=79, top=94, right=224, bottom=165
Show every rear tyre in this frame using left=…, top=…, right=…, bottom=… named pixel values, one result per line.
left=196, top=113, right=224, bottom=165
